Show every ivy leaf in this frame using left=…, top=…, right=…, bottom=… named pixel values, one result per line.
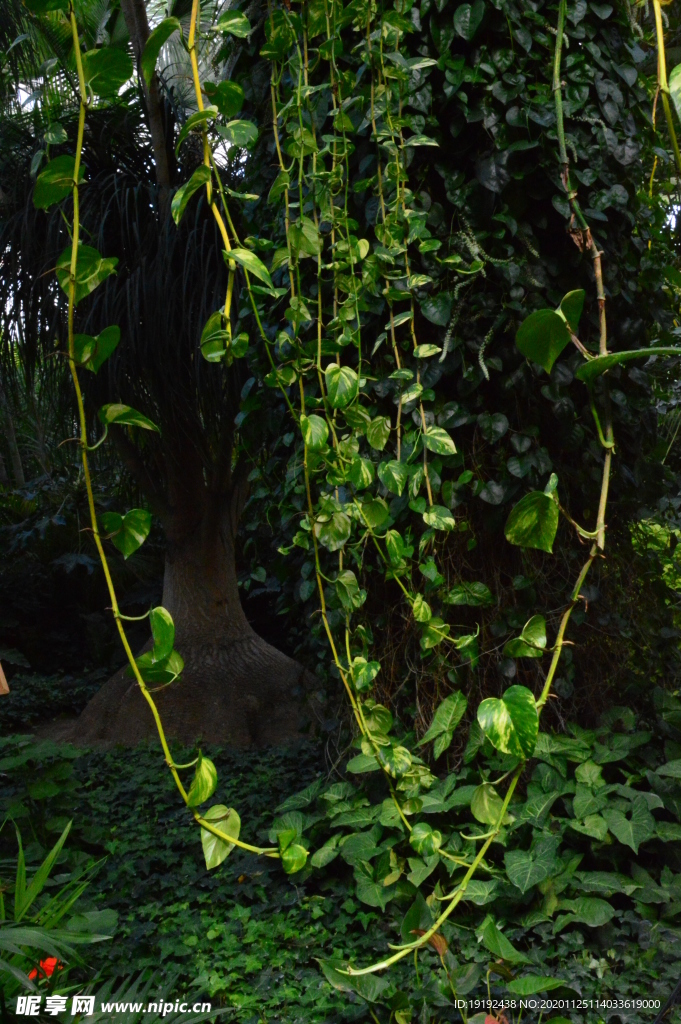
left=149, top=606, right=175, bottom=662
left=335, top=569, right=366, bottom=611
left=453, top=0, right=485, bottom=41
left=82, top=47, right=133, bottom=97
left=98, top=403, right=159, bottom=432
left=187, top=755, right=218, bottom=807
left=171, top=166, right=211, bottom=225
left=480, top=920, right=531, bottom=964
left=214, top=10, right=251, bottom=36
left=317, top=512, right=351, bottom=551
left=73, top=326, right=120, bottom=373
left=203, top=80, right=245, bottom=118
left=225, top=247, right=274, bottom=290
left=301, top=414, right=329, bottom=450
left=423, top=426, right=456, bottom=454
left=445, top=582, right=493, bottom=606
left=471, top=783, right=506, bottom=825
left=559, top=289, right=585, bottom=334
left=175, top=107, right=218, bottom=154
left=34, top=156, right=85, bottom=209
left=56, top=244, right=118, bottom=305
left=410, top=823, right=442, bottom=857
left=503, top=615, right=547, bottom=659
left=378, top=460, right=408, bottom=495
left=141, top=17, right=182, bottom=85
left=423, top=505, right=456, bottom=531
left=575, top=347, right=681, bottom=385
left=418, top=692, right=467, bottom=758
left=325, top=364, right=359, bottom=408
left=505, top=491, right=559, bottom=553
left=100, top=508, right=151, bottom=559
left=217, top=120, right=259, bottom=149
left=200, top=805, right=241, bottom=869
left=516, top=309, right=571, bottom=373
left=367, top=416, right=391, bottom=450
left=478, top=685, right=538, bottom=759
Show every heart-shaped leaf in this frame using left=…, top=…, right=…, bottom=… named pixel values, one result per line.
left=100, top=508, right=151, bottom=558
left=418, top=692, right=468, bottom=758
left=34, top=156, right=85, bottom=210
left=217, top=120, right=258, bottom=149
left=480, top=919, right=531, bottom=964
left=73, top=326, right=120, bottom=373
left=224, top=247, right=273, bottom=289
left=559, top=289, right=585, bottom=334
left=471, top=783, right=505, bottom=825
left=175, top=107, right=218, bottom=154
left=149, top=606, right=175, bottom=662
left=409, top=823, right=442, bottom=857
left=378, top=460, right=408, bottom=495
left=505, top=491, right=559, bottom=553
left=516, top=309, right=571, bottom=373
left=503, top=614, right=547, bottom=659
left=56, top=244, right=118, bottom=305
left=478, top=684, right=538, bottom=759
left=82, top=47, right=133, bottom=97
left=203, top=80, right=245, bottom=118
left=200, top=805, right=240, bottom=869
left=325, top=364, right=359, bottom=408
left=214, top=10, right=251, bottom=36
left=187, top=755, right=218, bottom=807
left=453, top=0, right=485, bottom=41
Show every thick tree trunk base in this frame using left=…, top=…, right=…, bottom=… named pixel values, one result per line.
left=67, top=633, right=317, bottom=748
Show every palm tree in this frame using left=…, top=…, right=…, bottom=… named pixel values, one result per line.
left=0, top=0, right=311, bottom=746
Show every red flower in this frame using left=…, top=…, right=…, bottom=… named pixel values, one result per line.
left=28, top=957, right=62, bottom=981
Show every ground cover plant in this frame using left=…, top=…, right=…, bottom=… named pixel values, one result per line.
left=4, top=0, right=681, bottom=1020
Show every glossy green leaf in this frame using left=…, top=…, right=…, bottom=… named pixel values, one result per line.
left=214, top=10, right=251, bottom=36
left=367, top=416, right=391, bottom=450
left=480, top=919, right=531, bottom=964
left=352, top=658, right=380, bottom=692
left=225, top=247, right=273, bottom=289
left=504, top=839, right=559, bottom=893
left=507, top=976, right=566, bottom=996
left=171, top=165, right=210, bottom=225
left=559, top=289, right=585, bottom=334
left=175, top=107, right=218, bottom=154
left=418, top=692, right=467, bottom=759
left=34, top=156, right=84, bottom=209
left=505, top=491, right=559, bottom=553
left=73, top=325, right=120, bottom=372
left=420, top=615, right=450, bottom=649
left=657, top=759, right=681, bottom=777
left=335, top=569, right=365, bottom=611
left=478, top=684, right=538, bottom=759
left=98, top=403, right=159, bottom=432
left=56, top=244, right=118, bottom=304
left=217, top=120, right=258, bottom=149
left=325, top=363, right=358, bottom=408
left=200, top=310, right=231, bottom=363
left=423, top=504, right=456, bottom=531
left=553, top=897, right=615, bottom=933
left=361, top=497, right=390, bottom=529
left=149, top=606, right=174, bottom=662
left=317, top=511, right=351, bottom=551
left=471, top=783, right=505, bottom=825
left=603, top=797, right=655, bottom=854
left=133, top=648, right=184, bottom=684
left=453, top=0, right=485, bottom=41
left=516, top=309, right=571, bottom=373
left=203, top=80, right=245, bottom=118
left=445, top=581, right=493, bottom=606
left=575, top=347, right=681, bottom=385
left=378, top=460, right=408, bottom=495
left=377, top=745, right=412, bottom=778
left=44, top=123, right=67, bottom=145
left=409, top=823, right=442, bottom=857
left=187, top=755, right=218, bottom=807
left=141, top=17, right=182, bottom=85
left=301, top=413, right=329, bottom=450
left=82, top=47, right=133, bottom=96
left=503, top=614, right=547, bottom=659
left=423, top=426, right=456, bottom=455
left=348, top=456, right=374, bottom=489
left=281, top=843, right=308, bottom=874
left=100, top=508, right=151, bottom=559
left=200, top=805, right=240, bottom=869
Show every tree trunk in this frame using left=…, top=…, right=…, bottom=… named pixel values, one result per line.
left=72, top=507, right=316, bottom=747
left=0, top=382, right=25, bottom=487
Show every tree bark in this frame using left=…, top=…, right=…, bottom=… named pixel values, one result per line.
left=73, top=498, right=315, bottom=747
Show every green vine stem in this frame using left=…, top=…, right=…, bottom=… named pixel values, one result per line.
left=63, top=3, right=278, bottom=863
left=652, top=0, right=681, bottom=177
